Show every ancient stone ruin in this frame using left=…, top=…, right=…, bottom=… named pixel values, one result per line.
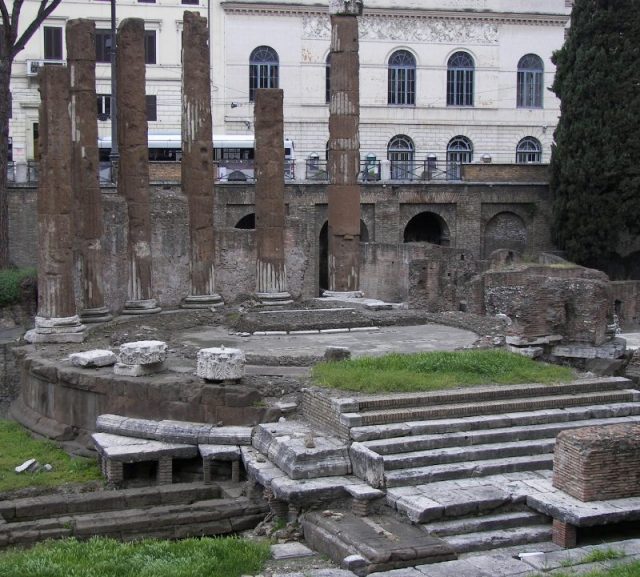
left=181, top=11, right=223, bottom=309
left=326, top=0, right=363, bottom=294
left=116, top=18, right=161, bottom=315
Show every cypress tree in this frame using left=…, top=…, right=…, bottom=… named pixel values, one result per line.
left=550, top=0, right=640, bottom=274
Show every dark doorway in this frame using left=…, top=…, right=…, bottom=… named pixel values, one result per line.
left=235, top=213, right=256, bottom=229
left=403, top=212, right=449, bottom=245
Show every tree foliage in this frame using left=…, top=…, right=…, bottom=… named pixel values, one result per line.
left=0, top=0, right=63, bottom=268
left=550, top=0, right=640, bottom=270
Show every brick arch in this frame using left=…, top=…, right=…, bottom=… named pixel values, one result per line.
left=403, top=211, right=450, bottom=246
left=483, top=211, right=527, bottom=258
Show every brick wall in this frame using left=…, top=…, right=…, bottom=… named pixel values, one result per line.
left=462, top=163, right=549, bottom=183
left=8, top=181, right=553, bottom=307
left=149, top=162, right=181, bottom=183
left=302, top=389, right=349, bottom=440
left=610, top=281, right=640, bottom=328
left=553, top=424, right=640, bottom=501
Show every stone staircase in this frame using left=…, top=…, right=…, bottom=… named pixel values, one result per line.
left=245, top=376, right=640, bottom=572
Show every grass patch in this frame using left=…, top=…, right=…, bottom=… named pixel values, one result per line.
left=0, top=420, right=101, bottom=493
left=531, top=560, right=640, bottom=577
left=583, top=548, right=626, bottom=563
left=0, top=536, right=271, bottom=577
left=0, top=267, right=36, bottom=307
left=312, top=349, right=575, bottom=393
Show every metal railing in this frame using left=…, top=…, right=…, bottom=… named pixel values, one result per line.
left=305, top=159, right=382, bottom=182
left=389, top=159, right=462, bottom=181
left=215, top=159, right=295, bottom=182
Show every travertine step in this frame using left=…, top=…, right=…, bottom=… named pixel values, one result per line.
left=342, top=390, right=638, bottom=427
left=382, top=439, right=556, bottom=471
left=444, top=525, right=552, bottom=554
left=423, top=510, right=549, bottom=537
left=363, top=414, right=640, bottom=455
left=384, top=454, right=554, bottom=487
left=347, top=378, right=632, bottom=413
left=350, top=402, right=640, bottom=442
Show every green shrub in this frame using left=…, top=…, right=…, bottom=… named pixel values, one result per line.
left=0, top=267, right=36, bottom=307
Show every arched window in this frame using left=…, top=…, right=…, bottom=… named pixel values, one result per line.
left=447, top=52, right=474, bottom=107
left=249, top=46, right=279, bottom=102
left=516, top=137, right=542, bottom=163
left=388, top=50, right=416, bottom=105
left=387, top=135, right=415, bottom=180
left=517, top=54, right=544, bottom=108
left=325, top=53, right=331, bottom=104
left=447, top=136, right=473, bottom=179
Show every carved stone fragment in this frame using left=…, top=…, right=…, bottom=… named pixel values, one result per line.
left=196, top=346, right=245, bottom=381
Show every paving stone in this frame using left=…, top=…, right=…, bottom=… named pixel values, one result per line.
left=415, top=558, right=491, bottom=577
left=463, top=553, right=533, bottom=576
left=270, top=542, right=316, bottom=560
left=368, top=569, right=423, bottom=577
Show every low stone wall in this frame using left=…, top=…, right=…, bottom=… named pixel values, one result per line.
left=302, top=388, right=349, bottom=440
left=0, top=344, right=19, bottom=418
left=553, top=423, right=640, bottom=501
left=12, top=351, right=277, bottom=447
left=462, top=163, right=549, bottom=183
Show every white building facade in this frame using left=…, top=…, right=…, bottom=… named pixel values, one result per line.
left=7, top=0, right=570, bottom=178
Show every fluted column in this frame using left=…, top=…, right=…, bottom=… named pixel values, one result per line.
left=181, top=11, right=223, bottom=309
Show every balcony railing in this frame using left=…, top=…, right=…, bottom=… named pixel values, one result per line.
left=305, top=159, right=382, bottom=182
left=389, top=159, right=462, bottom=181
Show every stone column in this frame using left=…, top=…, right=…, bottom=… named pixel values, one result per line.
left=117, top=18, right=160, bottom=315
left=254, top=89, right=292, bottom=306
left=66, top=19, right=112, bottom=323
left=25, top=66, right=86, bottom=344
left=181, top=12, right=223, bottom=309
left=326, top=0, right=363, bottom=296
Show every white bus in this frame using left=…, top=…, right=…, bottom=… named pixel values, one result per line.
left=98, top=132, right=296, bottom=181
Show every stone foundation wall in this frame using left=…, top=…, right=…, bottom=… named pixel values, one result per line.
left=149, top=162, right=181, bottom=182
left=553, top=424, right=640, bottom=501
left=14, top=353, right=274, bottom=446
left=8, top=181, right=553, bottom=307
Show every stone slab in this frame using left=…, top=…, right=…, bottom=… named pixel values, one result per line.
left=118, top=340, right=167, bottom=365
left=526, top=478, right=640, bottom=527
left=113, top=362, right=165, bottom=376
left=199, top=444, right=241, bottom=461
left=271, top=542, right=316, bottom=560
left=92, top=432, right=197, bottom=462
left=69, top=350, right=117, bottom=368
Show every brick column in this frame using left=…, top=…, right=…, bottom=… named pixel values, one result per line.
left=66, top=19, right=112, bottom=324
left=117, top=18, right=160, bottom=315
left=157, top=456, right=173, bottom=485
left=552, top=519, right=577, bottom=548
left=25, top=66, right=86, bottom=344
left=106, top=459, right=124, bottom=485
left=181, top=12, right=223, bottom=309
left=254, top=89, right=292, bottom=306
left=326, top=0, right=363, bottom=295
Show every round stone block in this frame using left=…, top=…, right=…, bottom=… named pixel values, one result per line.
left=118, top=340, right=168, bottom=366
left=196, top=346, right=245, bottom=382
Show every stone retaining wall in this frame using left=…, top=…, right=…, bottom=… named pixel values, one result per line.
left=0, top=344, right=19, bottom=418
left=12, top=352, right=277, bottom=446
left=553, top=423, right=640, bottom=501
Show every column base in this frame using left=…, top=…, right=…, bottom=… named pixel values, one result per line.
left=24, top=315, right=87, bottom=343
left=181, top=294, right=224, bottom=309
left=322, top=290, right=364, bottom=299
left=79, top=306, right=113, bottom=324
left=256, top=291, right=294, bottom=307
left=122, top=299, right=162, bottom=315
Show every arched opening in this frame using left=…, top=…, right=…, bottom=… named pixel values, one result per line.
left=403, top=212, right=450, bottom=245
left=483, top=211, right=527, bottom=258
left=235, top=213, right=256, bottom=229
left=249, top=46, right=279, bottom=101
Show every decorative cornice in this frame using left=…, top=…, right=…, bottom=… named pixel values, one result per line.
left=221, top=2, right=570, bottom=27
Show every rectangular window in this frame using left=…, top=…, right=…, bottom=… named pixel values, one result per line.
left=182, top=0, right=199, bottom=4
left=146, top=95, right=157, bottom=121
left=95, top=30, right=112, bottom=63
left=138, top=0, right=156, bottom=3
left=97, top=94, right=111, bottom=120
left=144, top=30, right=156, bottom=64
left=44, top=26, right=63, bottom=61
